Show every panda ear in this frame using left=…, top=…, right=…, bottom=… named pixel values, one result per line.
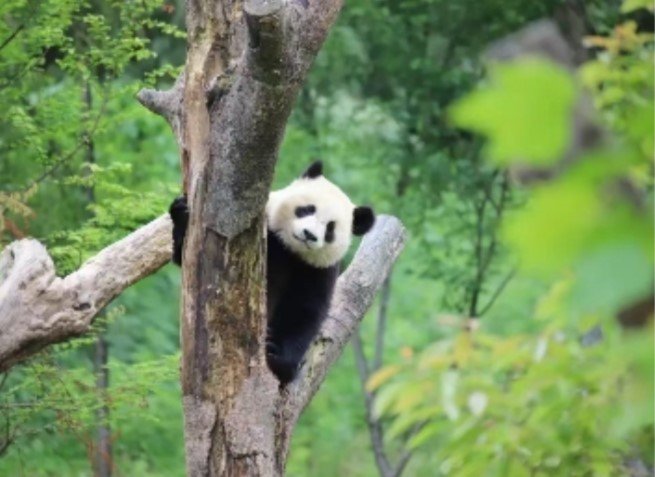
left=302, top=160, right=323, bottom=179
left=353, top=206, right=375, bottom=236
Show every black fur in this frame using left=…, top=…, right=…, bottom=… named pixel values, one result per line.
left=302, top=160, right=323, bottom=179
left=324, top=221, right=336, bottom=243
left=353, top=206, right=375, bottom=236
left=169, top=196, right=338, bottom=385
left=169, top=195, right=189, bottom=265
left=266, top=230, right=338, bottom=384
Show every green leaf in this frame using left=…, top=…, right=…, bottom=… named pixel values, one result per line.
left=502, top=177, right=602, bottom=275
left=571, top=242, right=654, bottom=315
left=408, top=421, right=443, bottom=449
left=450, top=59, right=576, bottom=165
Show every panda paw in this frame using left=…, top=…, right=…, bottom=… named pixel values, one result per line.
left=169, top=195, right=188, bottom=220
left=169, top=195, right=189, bottom=266
left=265, top=341, right=300, bottom=385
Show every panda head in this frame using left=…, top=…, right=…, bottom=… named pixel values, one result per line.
left=267, top=161, right=375, bottom=268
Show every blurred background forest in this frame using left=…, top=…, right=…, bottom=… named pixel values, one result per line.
left=0, top=0, right=652, bottom=476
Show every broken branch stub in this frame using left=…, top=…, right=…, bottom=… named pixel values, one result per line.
left=0, top=214, right=172, bottom=372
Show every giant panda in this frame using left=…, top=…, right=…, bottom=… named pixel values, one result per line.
left=169, top=161, right=375, bottom=384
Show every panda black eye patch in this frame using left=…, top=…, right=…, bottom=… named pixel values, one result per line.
left=295, top=205, right=316, bottom=218
left=325, top=221, right=336, bottom=243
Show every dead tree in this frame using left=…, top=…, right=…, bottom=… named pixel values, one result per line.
left=0, top=1, right=406, bottom=475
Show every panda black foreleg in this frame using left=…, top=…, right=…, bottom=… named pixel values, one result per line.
left=266, top=301, right=329, bottom=385
left=169, top=195, right=189, bottom=265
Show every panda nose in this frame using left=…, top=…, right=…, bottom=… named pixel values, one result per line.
left=303, top=229, right=317, bottom=242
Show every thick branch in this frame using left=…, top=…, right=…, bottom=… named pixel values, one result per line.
left=135, top=0, right=346, bottom=239
left=0, top=215, right=172, bottom=372
left=305, top=216, right=406, bottom=401
left=374, top=274, right=392, bottom=370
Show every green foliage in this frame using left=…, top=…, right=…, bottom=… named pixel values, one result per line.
left=0, top=0, right=183, bottom=248
left=0, top=1, right=185, bottom=475
left=1, top=341, right=182, bottom=475
left=371, top=3, right=654, bottom=475
left=49, top=160, right=176, bottom=275
left=580, top=20, right=654, bottom=159
left=283, top=1, right=585, bottom=475
left=369, top=318, right=653, bottom=476
left=287, top=349, right=375, bottom=477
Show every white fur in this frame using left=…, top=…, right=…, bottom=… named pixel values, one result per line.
left=266, top=175, right=355, bottom=268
